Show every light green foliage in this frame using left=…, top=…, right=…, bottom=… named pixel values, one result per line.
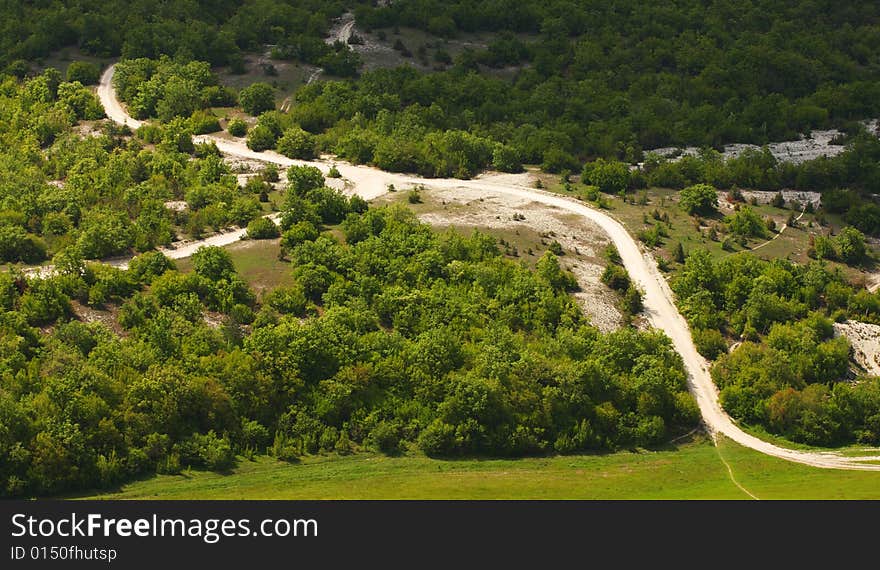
left=245, top=124, right=276, bottom=152
left=725, top=205, right=767, bottom=237
left=246, top=217, right=280, bottom=240
left=227, top=118, right=247, bottom=137
left=492, top=144, right=522, bottom=173
left=679, top=183, right=718, bottom=215
left=76, top=208, right=133, bottom=259
left=70, top=438, right=880, bottom=500
left=835, top=227, right=867, bottom=264
left=276, top=126, right=316, bottom=159
left=189, top=110, right=221, bottom=134
left=192, top=245, right=236, bottom=281
left=582, top=159, right=630, bottom=194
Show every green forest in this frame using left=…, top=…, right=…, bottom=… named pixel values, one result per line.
left=6, top=1, right=880, bottom=168
left=0, top=197, right=699, bottom=497
left=3, top=0, right=880, bottom=496
left=673, top=251, right=880, bottom=445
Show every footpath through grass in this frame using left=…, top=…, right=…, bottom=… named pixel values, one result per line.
left=75, top=436, right=880, bottom=500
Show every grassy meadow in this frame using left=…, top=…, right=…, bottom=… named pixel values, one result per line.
left=75, top=436, right=880, bottom=500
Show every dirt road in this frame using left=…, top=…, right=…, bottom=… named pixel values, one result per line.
left=94, top=63, right=880, bottom=470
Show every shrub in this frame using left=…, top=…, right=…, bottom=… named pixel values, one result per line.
left=246, top=217, right=280, bottom=239
left=227, top=118, right=247, bottom=137
left=694, top=328, right=727, bottom=359
left=726, top=206, right=767, bottom=238
left=276, top=126, right=316, bottom=159
left=246, top=124, right=277, bottom=151
left=66, top=61, right=100, bottom=85
left=189, top=109, right=221, bottom=134
left=680, top=183, right=718, bottom=215
left=237, top=82, right=275, bottom=116
left=601, top=264, right=631, bottom=291
left=582, top=159, right=630, bottom=194
left=281, top=222, right=320, bottom=250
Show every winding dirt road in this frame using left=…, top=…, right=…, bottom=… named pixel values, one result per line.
left=96, top=64, right=880, bottom=470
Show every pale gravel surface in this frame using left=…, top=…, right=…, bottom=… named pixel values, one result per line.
left=84, top=63, right=880, bottom=470
left=834, top=321, right=880, bottom=377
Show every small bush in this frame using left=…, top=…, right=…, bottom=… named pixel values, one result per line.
left=246, top=217, right=280, bottom=239
left=694, top=328, right=727, bottom=359
left=189, top=110, right=221, bottom=134
left=66, top=61, right=100, bottom=85
left=227, top=118, right=247, bottom=137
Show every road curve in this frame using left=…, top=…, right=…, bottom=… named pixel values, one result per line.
left=97, top=64, right=880, bottom=470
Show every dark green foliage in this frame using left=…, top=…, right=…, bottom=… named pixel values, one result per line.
left=1, top=203, right=701, bottom=496
left=114, top=58, right=214, bottom=121
left=694, top=328, right=727, bottom=360
left=601, top=264, right=631, bottom=292
left=245, top=124, right=277, bottom=152
left=621, top=285, right=643, bottom=317
left=286, top=165, right=325, bottom=196
left=66, top=61, right=100, bottom=85
left=711, top=318, right=871, bottom=446
left=238, top=83, right=275, bottom=116
left=673, top=242, right=686, bottom=263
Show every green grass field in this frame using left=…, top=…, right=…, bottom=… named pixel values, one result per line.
left=75, top=436, right=880, bottom=500
left=175, top=238, right=293, bottom=296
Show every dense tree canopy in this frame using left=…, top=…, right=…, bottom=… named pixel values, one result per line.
left=672, top=249, right=880, bottom=445
left=0, top=200, right=701, bottom=497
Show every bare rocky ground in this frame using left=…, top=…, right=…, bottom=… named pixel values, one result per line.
left=406, top=185, right=624, bottom=332
left=647, top=120, right=878, bottom=166
left=834, top=321, right=880, bottom=377
left=737, top=190, right=821, bottom=208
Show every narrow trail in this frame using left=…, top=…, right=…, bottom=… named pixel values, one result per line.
left=714, top=436, right=760, bottom=500
left=305, top=12, right=356, bottom=87
left=749, top=205, right=807, bottom=252
left=86, top=61, right=880, bottom=471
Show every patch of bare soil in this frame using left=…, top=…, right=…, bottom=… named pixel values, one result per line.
left=834, top=320, right=880, bottom=377
left=413, top=185, right=623, bottom=332
left=70, top=300, right=125, bottom=336
left=203, top=310, right=225, bottom=329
